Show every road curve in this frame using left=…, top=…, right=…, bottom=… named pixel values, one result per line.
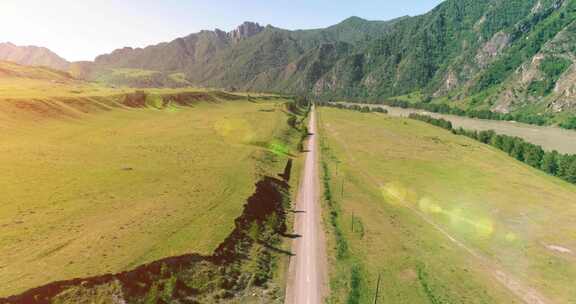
left=285, top=107, right=327, bottom=304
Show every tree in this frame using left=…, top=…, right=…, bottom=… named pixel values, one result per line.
left=511, top=142, right=525, bottom=161
left=558, top=155, right=574, bottom=179
left=560, top=116, right=576, bottom=130
left=490, top=135, right=505, bottom=150
left=524, top=145, right=544, bottom=168
left=541, top=151, right=559, bottom=175
left=478, top=130, right=496, bottom=144
left=501, top=137, right=515, bottom=154
left=564, top=159, right=576, bottom=184
left=295, top=95, right=310, bottom=108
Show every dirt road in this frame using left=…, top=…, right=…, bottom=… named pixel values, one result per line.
left=285, top=107, right=327, bottom=304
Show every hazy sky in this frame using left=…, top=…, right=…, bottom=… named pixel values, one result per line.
left=1, top=0, right=444, bottom=61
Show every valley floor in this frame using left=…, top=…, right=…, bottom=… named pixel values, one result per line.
left=318, top=107, right=576, bottom=303
left=0, top=94, right=291, bottom=297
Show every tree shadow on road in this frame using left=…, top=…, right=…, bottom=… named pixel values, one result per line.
left=258, top=240, right=295, bottom=257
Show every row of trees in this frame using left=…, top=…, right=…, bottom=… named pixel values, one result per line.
left=318, top=101, right=388, bottom=114
left=371, top=98, right=551, bottom=126
left=408, top=113, right=453, bottom=130
left=409, top=114, right=576, bottom=184
left=321, top=98, right=576, bottom=130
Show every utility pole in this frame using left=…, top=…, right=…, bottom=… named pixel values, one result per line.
left=341, top=178, right=345, bottom=200
left=335, top=161, right=339, bottom=177
left=373, top=273, right=382, bottom=304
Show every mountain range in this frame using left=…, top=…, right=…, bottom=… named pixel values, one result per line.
left=2, top=0, right=576, bottom=117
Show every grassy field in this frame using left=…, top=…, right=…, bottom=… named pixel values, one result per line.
left=0, top=93, right=294, bottom=297
left=317, top=107, right=576, bottom=303
left=0, top=60, right=121, bottom=98
left=92, top=68, right=193, bottom=88
left=0, top=60, right=211, bottom=99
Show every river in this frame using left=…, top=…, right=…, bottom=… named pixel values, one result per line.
left=359, top=104, right=576, bottom=154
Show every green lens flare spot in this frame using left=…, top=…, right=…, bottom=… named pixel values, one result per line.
left=268, top=141, right=290, bottom=156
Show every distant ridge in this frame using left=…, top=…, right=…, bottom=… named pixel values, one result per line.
left=0, top=42, right=69, bottom=71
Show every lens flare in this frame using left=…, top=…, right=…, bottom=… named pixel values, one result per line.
left=418, top=197, right=443, bottom=214
left=214, top=118, right=254, bottom=143
left=381, top=182, right=416, bottom=205
left=267, top=141, right=290, bottom=156
left=505, top=232, right=517, bottom=242
left=474, top=218, right=494, bottom=239
left=448, top=207, right=494, bottom=239
left=382, top=182, right=495, bottom=240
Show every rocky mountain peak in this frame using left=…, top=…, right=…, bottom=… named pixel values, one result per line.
left=0, top=42, right=69, bottom=70
left=228, top=21, right=264, bottom=43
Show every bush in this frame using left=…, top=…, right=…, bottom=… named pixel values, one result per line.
left=560, top=116, right=576, bottom=130
left=373, top=107, right=388, bottom=114
left=409, top=113, right=452, bottom=130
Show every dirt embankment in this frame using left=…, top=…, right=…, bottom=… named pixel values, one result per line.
left=122, top=91, right=222, bottom=108
left=0, top=90, right=258, bottom=122
left=0, top=160, right=293, bottom=304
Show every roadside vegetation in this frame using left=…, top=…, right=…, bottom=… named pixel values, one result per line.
left=317, top=115, right=361, bottom=304
left=317, top=106, right=576, bottom=303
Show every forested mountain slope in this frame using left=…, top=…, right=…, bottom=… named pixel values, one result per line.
left=313, top=0, right=575, bottom=112
left=79, top=18, right=402, bottom=89
left=84, top=0, right=576, bottom=119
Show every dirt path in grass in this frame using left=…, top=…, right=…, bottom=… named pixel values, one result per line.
left=285, top=107, right=328, bottom=304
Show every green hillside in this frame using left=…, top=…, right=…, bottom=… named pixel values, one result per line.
left=80, top=0, right=576, bottom=124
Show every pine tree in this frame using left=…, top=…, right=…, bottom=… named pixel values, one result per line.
left=524, top=145, right=544, bottom=168
left=541, top=151, right=559, bottom=175
left=565, top=159, right=576, bottom=184
left=490, top=135, right=504, bottom=150
left=511, top=143, right=525, bottom=161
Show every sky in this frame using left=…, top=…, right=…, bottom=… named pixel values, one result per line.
left=1, top=0, right=444, bottom=61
